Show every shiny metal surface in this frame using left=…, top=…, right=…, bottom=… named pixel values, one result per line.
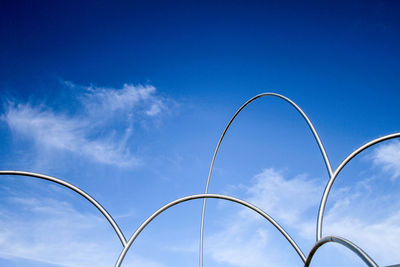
left=316, top=133, right=400, bottom=241
left=305, top=235, right=378, bottom=267
left=200, top=93, right=333, bottom=267
left=116, top=193, right=306, bottom=267
left=0, top=170, right=127, bottom=247
left=1, top=93, right=398, bottom=267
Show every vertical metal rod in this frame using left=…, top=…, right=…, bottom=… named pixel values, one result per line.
left=117, top=193, right=306, bottom=267
left=0, top=170, right=127, bottom=247
left=200, top=93, right=333, bottom=267
left=316, top=133, right=400, bottom=241
left=305, top=235, right=378, bottom=267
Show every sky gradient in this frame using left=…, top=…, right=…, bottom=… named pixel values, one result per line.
left=0, top=1, right=400, bottom=266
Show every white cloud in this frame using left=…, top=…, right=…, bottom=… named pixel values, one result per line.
left=319, top=141, right=400, bottom=265
left=206, top=167, right=400, bottom=267
left=0, top=196, right=118, bottom=266
left=206, top=223, right=275, bottom=267
left=1, top=82, right=170, bottom=167
left=167, top=142, right=400, bottom=266
left=0, top=195, right=165, bottom=267
left=145, top=101, right=164, bottom=116
left=371, top=140, right=400, bottom=179
left=81, top=84, right=163, bottom=117
left=244, top=168, right=322, bottom=225
left=204, top=169, right=321, bottom=267
left=323, top=194, right=400, bottom=266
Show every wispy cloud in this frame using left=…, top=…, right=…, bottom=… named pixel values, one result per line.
left=206, top=222, right=278, bottom=267
left=1, top=82, right=171, bottom=167
left=205, top=166, right=400, bottom=266
left=0, top=194, right=165, bottom=267
left=244, top=169, right=322, bottom=225
left=371, top=140, right=400, bottom=179
left=323, top=191, right=400, bottom=266
left=0, top=195, right=117, bottom=267
left=78, top=83, right=164, bottom=117
left=203, top=169, right=321, bottom=267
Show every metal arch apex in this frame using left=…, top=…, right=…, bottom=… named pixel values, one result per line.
left=305, top=235, right=378, bottom=267
left=0, top=170, right=127, bottom=247
left=200, top=92, right=333, bottom=267
left=316, top=133, right=400, bottom=241
left=116, top=193, right=306, bottom=267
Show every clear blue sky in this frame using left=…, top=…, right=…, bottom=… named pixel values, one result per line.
left=0, top=1, right=400, bottom=266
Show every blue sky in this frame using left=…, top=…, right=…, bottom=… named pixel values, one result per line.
left=0, top=0, right=400, bottom=266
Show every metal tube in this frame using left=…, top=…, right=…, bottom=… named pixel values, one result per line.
left=200, top=93, right=333, bottom=267
left=305, top=235, right=378, bottom=267
left=316, top=133, right=400, bottom=241
left=117, top=193, right=306, bottom=267
left=0, top=170, right=127, bottom=247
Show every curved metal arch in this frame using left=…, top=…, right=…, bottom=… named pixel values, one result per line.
left=116, top=193, right=306, bottom=267
left=200, top=93, right=333, bottom=267
left=305, top=235, right=378, bottom=267
left=0, top=170, right=127, bottom=247
left=317, top=133, right=400, bottom=241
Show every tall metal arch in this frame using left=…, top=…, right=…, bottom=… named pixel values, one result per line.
left=200, top=93, right=333, bottom=267
left=0, top=93, right=398, bottom=267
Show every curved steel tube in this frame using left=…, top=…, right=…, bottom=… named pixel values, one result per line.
left=0, top=170, right=127, bottom=247
left=117, top=193, right=306, bottom=267
left=200, top=93, right=333, bottom=267
left=317, top=133, right=400, bottom=241
left=305, top=235, right=378, bottom=267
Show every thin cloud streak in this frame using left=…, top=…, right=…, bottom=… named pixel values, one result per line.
left=0, top=196, right=118, bottom=267
left=0, top=194, right=165, bottom=267
left=206, top=165, right=400, bottom=266
left=204, top=169, right=321, bottom=267
left=1, top=82, right=170, bottom=167
left=322, top=193, right=400, bottom=266
left=371, top=140, right=400, bottom=179
left=79, top=83, right=164, bottom=117
left=244, top=169, right=322, bottom=225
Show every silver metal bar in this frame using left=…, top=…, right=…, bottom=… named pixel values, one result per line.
left=316, top=133, right=400, bottom=241
left=0, top=170, right=127, bottom=247
left=200, top=93, right=333, bottom=267
left=116, top=193, right=306, bottom=267
left=305, top=235, right=378, bottom=267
